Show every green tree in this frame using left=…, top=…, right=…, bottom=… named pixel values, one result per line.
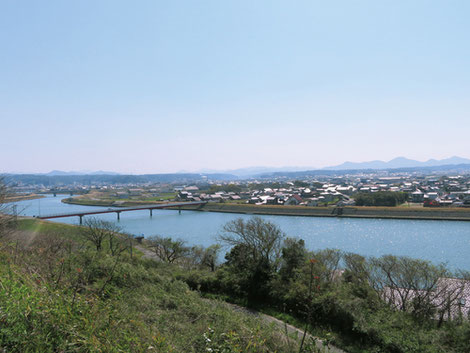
left=218, top=217, right=285, bottom=302
left=354, top=191, right=408, bottom=206
left=279, top=238, right=307, bottom=282
left=294, top=180, right=309, bottom=187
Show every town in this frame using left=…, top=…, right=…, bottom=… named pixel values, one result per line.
left=9, top=170, right=470, bottom=208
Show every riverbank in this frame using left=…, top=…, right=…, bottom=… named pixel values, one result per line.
left=63, top=197, right=470, bottom=221
left=61, top=197, right=167, bottom=207
left=5, top=193, right=44, bottom=203
left=185, top=203, right=470, bottom=221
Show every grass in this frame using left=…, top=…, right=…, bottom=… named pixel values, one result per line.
left=0, top=219, right=299, bottom=353
left=15, top=218, right=84, bottom=242
left=142, top=193, right=177, bottom=201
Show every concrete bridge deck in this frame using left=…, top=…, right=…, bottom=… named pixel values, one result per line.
left=36, top=201, right=207, bottom=224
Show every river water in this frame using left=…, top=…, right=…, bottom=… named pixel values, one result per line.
left=11, top=194, right=470, bottom=270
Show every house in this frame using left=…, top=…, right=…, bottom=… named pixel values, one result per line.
left=210, top=194, right=222, bottom=202
left=248, top=197, right=261, bottom=204
left=115, top=192, right=129, bottom=199
left=463, top=190, right=470, bottom=204
left=301, top=188, right=313, bottom=197
left=128, top=188, right=143, bottom=196
left=320, top=192, right=335, bottom=202
left=337, top=199, right=356, bottom=206
left=179, top=191, right=190, bottom=200
left=284, top=194, right=303, bottom=206
left=411, top=190, right=424, bottom=203
left=306, top=198, right=320, bottom=206
left=336, top=186, right=355, bottom=195
left=265, top=196, right=278, bottom=205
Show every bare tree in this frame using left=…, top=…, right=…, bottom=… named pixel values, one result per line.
left=147, top=235, right=189, bottom=263
left=313, top=248, right=343, bottom=282
left=218, top=217, right=285, bottom=267
left=219, top=217, right=285, bottom=303
left=81, top=218, right=122, bottom=253
left=369, top=255, right=466, bottom=322
left=189, top=244, right=221, bottom=271
left=0, top=178, right=16, bottom=239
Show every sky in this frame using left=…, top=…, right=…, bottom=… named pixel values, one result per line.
left=1, top=0, right=469, bottom=174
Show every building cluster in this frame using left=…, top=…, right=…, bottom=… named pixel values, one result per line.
left=10, top=172, right=470, bottom=208
left=177, top=174, right=470, bottom=207
left=177, top=183, right=355, bottom=206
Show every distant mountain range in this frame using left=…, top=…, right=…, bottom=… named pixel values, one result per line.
left=195, top=166, right=315, bottom=177
left=189, top=156, right=470, bottom=177
left=44, top=170, right=121, bottom=176
left=6, top=156, right=470, bottom=179
left=323, top=156, right=470, bottom=170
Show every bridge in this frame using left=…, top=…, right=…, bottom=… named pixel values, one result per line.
left=36, top=201, right=207, bottom=224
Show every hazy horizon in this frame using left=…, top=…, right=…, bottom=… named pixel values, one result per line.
left=2, top=1, right=469, bottom=173
left=4, top=155, right=470, bottom=175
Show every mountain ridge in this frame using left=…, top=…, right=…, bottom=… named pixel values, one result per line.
left=323, top=156, right=470, bottom=170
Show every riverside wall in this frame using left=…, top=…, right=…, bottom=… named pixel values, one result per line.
left=173, top=203, right=470, bottom=221
left=62, top=197, right=470, bottom=221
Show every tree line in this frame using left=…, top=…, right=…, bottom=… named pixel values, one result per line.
left=172, top=217, right=470, bottom=352
left=354, top=191, right=409, bottom=206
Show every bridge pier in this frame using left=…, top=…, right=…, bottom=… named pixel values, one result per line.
left=38, top=201, right=206, bottom=223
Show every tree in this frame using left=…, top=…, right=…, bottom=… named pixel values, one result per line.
left=369, top=255, right=457, bottom=321
left=0, top=178, right=16, bottom=238
left=218, top=217, right=284, bottom=267
left=354, top=192, right=408, bottom=206
left=279, top=238, right=307, bottom=282
left=81, top=218, right=122, bottom=252
left=190, top=244, right=221, bottom=271
left=313, top=248, right=343, bottom=283
left=147, top=235, right=189, bottom=263
left=218, top=217, right=285, bottom=302
left=343, top=252, right=370, bottom=285
left=293, top=180, right=309, bottom=187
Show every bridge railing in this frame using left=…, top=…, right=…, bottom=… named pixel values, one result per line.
left=37, top=201, right=207, bottom=219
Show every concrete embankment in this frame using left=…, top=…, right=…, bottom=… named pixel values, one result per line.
left=170, top=203, right=470, bottom=221
left=62, top=197, right=470, bottom=221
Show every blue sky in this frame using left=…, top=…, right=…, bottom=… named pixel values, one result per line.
left=1, top=1, right=469, bottom=173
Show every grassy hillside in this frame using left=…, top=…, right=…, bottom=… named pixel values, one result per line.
left=0, top=219, right=302, bottom=353
left=4, top=217, right=469, bottom=352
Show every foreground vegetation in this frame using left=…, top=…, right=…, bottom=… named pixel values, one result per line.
left=168, top=217, right=470, bottom=352
left=2, top=209, right=470, bottom=351
left=0, top=218, right=310, bottom=352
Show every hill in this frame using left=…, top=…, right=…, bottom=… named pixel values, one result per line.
left=0, top=219, right=296, bottom=353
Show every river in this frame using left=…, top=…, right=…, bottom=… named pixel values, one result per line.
left=11, top=194, right=470, bottom=270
